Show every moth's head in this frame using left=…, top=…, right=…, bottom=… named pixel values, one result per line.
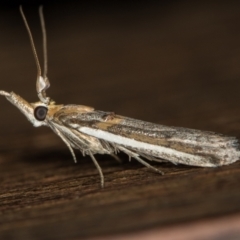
left=31, top=101, right=49, bottom=127
left=0, top=7, right=58, bottom=128
left=30, top=100, right=62, bottom=127
left=0, top=91, right=50, bottom=127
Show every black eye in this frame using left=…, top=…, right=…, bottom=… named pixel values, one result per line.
left=34, top=106, right=48, bottom=121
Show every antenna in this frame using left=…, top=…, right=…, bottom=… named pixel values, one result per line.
left=19, top=6, right=50, bottom=104
left=39, top=6, right=48, bottom=79
left=19, top=6, right=42, bottom=78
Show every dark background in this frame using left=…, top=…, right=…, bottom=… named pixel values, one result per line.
left=0, top=1, right=240, bottom=239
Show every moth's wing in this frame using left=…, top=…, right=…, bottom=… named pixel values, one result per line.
left=53, top=107, right=240, bottom=167
left=94, top=113, right=240, bottom=167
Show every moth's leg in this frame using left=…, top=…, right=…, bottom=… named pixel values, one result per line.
left=89, top=152, right=104, bottom=188
left=118, top=146, right=164, bottom=175
left=52, top=126, right=77, bottom=163
left=110, top=153, right=122, bottom=163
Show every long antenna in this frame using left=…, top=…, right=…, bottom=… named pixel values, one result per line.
left=20, top=6, right=50, bottom=104
left=39, top=6, right=48, bottom=79
left=19, top=6, right=42, bottom=78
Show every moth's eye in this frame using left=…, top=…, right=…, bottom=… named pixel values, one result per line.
left=34, top=106, right=48, bottom=121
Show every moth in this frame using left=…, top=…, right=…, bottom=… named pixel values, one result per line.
left=1, top=7, right=240, bottom=188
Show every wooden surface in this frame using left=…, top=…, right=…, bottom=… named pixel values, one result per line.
left=0, top=2, right=240, bottom=239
